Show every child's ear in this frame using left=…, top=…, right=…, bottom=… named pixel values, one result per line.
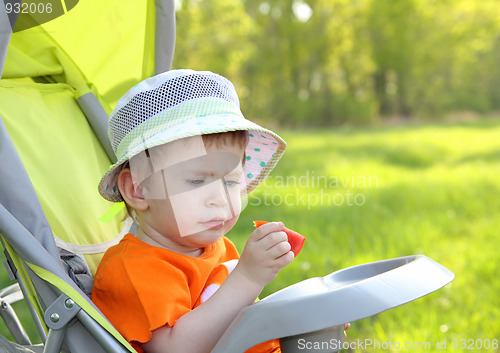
left=117, top=168, right=148, bottom=211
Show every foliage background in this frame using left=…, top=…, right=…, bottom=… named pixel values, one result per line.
left=174, top=0, right=500, bottom=126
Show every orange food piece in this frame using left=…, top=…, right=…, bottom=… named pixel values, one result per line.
left=253, top=220, right=306, bottom=256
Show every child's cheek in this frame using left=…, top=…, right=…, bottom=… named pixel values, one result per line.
left=168, top=190, right=201, bottom=237
left=230, top=192, right=243, bottom=216
left=141, top=173, right=168, bottom=200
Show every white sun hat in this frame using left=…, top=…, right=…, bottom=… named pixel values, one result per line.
left=98, top=69, right=286, bottom=202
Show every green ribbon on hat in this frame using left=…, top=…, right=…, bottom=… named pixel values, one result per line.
left=99, top=202, right=125, bottom=223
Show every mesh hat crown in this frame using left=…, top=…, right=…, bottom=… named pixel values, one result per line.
left=98, top=69, right=286, bottom=202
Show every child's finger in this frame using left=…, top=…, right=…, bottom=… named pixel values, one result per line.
left=266, top=238, right=291, bottom=258
left=344, top=323, right=351, bottom=339
left=262, top=231, right=288, bottom=250
left=251, top=222, right=284, bottom=241
left=276, top=249, right=294, bottom=266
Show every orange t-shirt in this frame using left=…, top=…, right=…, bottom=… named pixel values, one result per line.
left=91, top=234, right=280, bottom=353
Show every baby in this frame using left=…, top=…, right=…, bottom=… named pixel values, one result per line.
left=92, top=70, right=293, bottom=353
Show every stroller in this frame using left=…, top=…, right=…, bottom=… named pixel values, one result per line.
left=0, top=1, right=454, bottom=352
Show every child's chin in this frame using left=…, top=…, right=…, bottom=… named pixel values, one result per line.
left=181, top=227, right=225, bottom=245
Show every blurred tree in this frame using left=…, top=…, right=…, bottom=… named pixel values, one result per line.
left=172, top=0, right=254, bottom=90
left=405, top=0, right=495, bottom=117
left=366, top=0, right=417, bottom=118
left=241, top=0, right=376, bottom=126
left=172, top=0, right=500, bottom=125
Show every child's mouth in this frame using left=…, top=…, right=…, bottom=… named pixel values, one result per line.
left=201, top=220, right=225, bottom=230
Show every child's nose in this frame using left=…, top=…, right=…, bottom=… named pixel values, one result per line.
left=206, top=179, right=229, bottom=207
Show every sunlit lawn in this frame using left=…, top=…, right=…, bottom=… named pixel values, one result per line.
left=1, top=119, right=499, bottom=352
left=231, top=119, right=500, bottom=352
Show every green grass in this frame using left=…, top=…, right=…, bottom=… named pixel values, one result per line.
left=229, top=119, right=500, bottom=352
left=1, top=119, right=499, bottom=351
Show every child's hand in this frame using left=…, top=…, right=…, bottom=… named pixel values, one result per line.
left=235, top=222, right=294, bottom=288
left=344, top=323, right=350, bottom=339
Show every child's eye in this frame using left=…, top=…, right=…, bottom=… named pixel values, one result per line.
left=224, top=180, right=240, bottom=187
left=189, top=179, right=205, bottom=186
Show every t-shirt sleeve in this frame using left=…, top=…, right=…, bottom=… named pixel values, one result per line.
left=222, top=236, right=240, bottom=261
left=92, top=254, right=192, bottom=345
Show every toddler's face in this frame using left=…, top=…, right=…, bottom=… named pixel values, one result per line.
left=130, top=135, right=245, bottom=250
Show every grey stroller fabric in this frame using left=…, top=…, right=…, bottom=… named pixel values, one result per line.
left=59, top=249, right=94, bottom=298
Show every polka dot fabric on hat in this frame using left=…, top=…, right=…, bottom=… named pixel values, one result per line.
left=243, top=131, right=280, bottom=193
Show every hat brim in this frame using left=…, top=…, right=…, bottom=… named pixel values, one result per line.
left=98, top=113, right=286, bottom=202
